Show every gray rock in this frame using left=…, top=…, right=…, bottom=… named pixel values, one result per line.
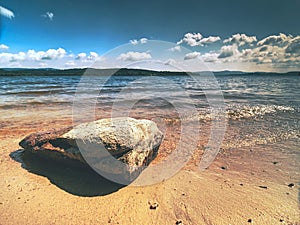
left=19, top=117, right=163, bottom=182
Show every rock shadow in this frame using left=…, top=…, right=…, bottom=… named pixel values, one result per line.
left=10, top=149, right=125, bottom=197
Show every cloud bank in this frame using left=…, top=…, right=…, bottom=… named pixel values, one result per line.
left=0, top=32, right=299, bottom=72
left=0, top=48, right=105, bottom=68
left=177, top=32, right=300, bottom=70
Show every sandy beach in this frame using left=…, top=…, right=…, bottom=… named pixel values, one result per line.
left=0, top=106, right=299, bottom=225
left=1, top=0, right=300, bottom=224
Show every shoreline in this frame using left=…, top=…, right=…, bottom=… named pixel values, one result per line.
left=0, top=107, right=299, bottom=224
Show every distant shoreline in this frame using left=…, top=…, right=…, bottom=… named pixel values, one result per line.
left=0, top=68, right=299, bottom=76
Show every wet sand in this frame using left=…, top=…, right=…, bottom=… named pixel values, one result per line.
left=0, top=106, right=299, bottom=225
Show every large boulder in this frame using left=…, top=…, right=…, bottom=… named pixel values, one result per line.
left=19, top=117, right=163, bottom=182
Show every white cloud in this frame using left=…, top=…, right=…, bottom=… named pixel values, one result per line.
left=129, top=38, right=148, bottom=45
left=285, top=36, right=300, bottom=54
left=168, top=46, right=181, bottom=52
left=164, top=58, right=177, bottom=65
left=184, top=51, right=201, bottom=60
left=257, top=33, right=292, bottom=46
left=76, top=52, right=87, bottom=59
left=76, top=52, right=104, bottom=63
left=218, top=33, right=298, bottom=67
left=87, top=52, right=99, bottom=60
left=199, top=36, right=221, bottom=45
left=218, top=45, right=239, bottom=59
left=177, top=33, right=221, bottom=46
left=0, top=44, right=9, bottom=51
left=201, top=52, right=219, bottom=63
left=0, top=48, right=66, bottom=64
left=224, top=33, right=257, bottom=46
left=236, top=34, right=300, bottom=67
left=0, top=6, right=14, bottom=19
left=0, top=32, right=299, bottom=71
left=118, top=51, right=152, bottom=61
left=177, top=33, right=203, bottom=46
left=140, top=38, right=148, bottom=44
left=130, top=39, right=139, bottom=45
left=0, top=52, right=23, bottom=63
left=42, top=12, right=54, bottom=21
left=37, top=48, right=66, bottom=60
left=0, top=47, right=106, bottom=68
left=241, top=45, right=285, bottom=65
left=230, top=34, right=299, bottom=67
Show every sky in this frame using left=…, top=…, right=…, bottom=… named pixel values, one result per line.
left=0, top=0, right=299, bottom=72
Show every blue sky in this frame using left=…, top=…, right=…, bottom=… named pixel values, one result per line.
left=0, top=0, right=300, bottom=71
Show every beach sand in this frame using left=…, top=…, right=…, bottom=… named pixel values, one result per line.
left=0, top=107, right=299, bottom=225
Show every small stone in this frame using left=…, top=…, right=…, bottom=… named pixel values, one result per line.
left=258, top=185, right=268, bottom=189
left=272, top=161, right=278, bottom=165
left=279, top=219, right=284, bottom=222
left=287, top=183, right=294, bottom=188
left=149, top=201, right=159, bottom=210
left=240, top=183, right=244, bottom=186
left=247, top=219, right=252, bottom=223
left=221, top=166, right=226, bottom=170
left=176, top=220, right=183, bottom=225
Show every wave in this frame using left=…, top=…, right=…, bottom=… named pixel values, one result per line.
left=226, top=104, right=294, bottom=120
left=164, top=104, right=295, bottom=124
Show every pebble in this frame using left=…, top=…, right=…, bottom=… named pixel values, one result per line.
left=258, top=186, right=268, bottom=189
left=287, top=183, right=294, bottom=188
left=149, top=201, right=159, bottom=210
left=247, top=218, right=252, bottom=223
left=176, top=220, right=183, bottom=224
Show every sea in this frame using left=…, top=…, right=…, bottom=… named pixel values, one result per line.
left=0, top=72, right=299, bottom=158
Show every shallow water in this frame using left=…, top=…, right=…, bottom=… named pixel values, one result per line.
left=1, top=73, right=299, bottom=152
